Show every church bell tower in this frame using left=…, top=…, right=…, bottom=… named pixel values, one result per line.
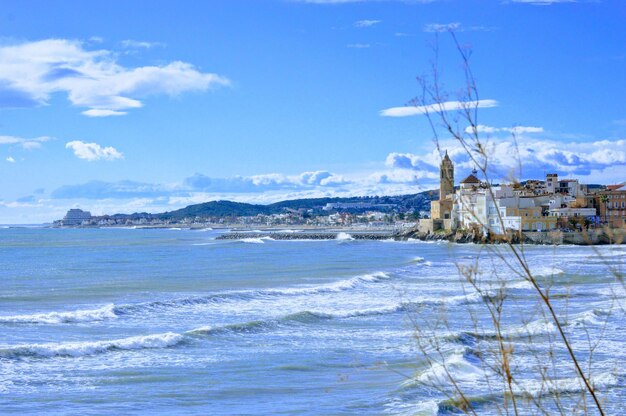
left=440, top=150, right=454, bottom=200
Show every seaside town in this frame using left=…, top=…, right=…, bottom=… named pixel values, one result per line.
left=55, top=152, right=626, bottom=238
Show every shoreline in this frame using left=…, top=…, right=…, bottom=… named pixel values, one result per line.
left=217, top=227, right=626, bottom=245
left=28, top=224, right=626, bottom=245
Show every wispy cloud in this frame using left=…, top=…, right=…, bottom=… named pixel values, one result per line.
left=354, top=19, right=381, bottom=28
left=0, top=135, right=51, bottom=149
left=423, top=22, right=461, bottom=33
left=464, top=124, right=544, bottom=135
left=65, top=141, right=123, bottom=161
left=380, top=99, right=498, bottom=117
left=0, top=39, right=230, bottom=116
left=82, top=109, right=129, bottom=117
left=423, top=22, right=496, bottom=33
left=6, top=156, right=15, bottom=163
left=120, top=39, right=165, bottom=49
left=347, top=43, right=371, bottom=49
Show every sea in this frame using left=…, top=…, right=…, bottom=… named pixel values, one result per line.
left=0, top=227, right=624, bottom=415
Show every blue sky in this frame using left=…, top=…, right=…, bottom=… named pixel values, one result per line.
left=1, top=0, right=624, bottom=223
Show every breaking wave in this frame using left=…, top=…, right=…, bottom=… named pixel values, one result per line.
left=0, top=332, right=184, bottom=359
left=530, top=266, right=565, bottom=278
left=239, top=236, right=274, bottom=244
left=0, top=272, right=392, bottom=325
left=0, top=304, right=118, bottom=324
left=336, top=232, right=354, bottom=241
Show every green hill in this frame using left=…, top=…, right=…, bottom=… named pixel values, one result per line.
left=108, top=190, right=437, bottom=219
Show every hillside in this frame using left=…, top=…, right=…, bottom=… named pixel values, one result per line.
left=108, top=190, right=437, bottom=220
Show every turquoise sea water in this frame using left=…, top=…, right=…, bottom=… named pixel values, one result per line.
left=0, top=227, right=624, bottom=415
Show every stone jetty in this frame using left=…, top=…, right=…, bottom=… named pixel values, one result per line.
left=216, top=232, right=398, bottom=241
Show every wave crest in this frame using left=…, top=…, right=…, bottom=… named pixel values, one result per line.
left=0, top=304, right=118, bottom=324
left=0, top=332, right=184, bottom=359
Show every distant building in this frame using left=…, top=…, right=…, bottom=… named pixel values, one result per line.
left=545, top=173, right=586, bottom=197
left=597, top=184, right=626, bottom=228
left=62, top=209, right=92, bottom=226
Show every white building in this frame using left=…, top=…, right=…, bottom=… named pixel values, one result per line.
left=62, top=209, right=92, bottom=226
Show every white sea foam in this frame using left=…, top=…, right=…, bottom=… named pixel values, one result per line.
left=240, top=237, right=274, bottom=244
left=336, top=232, right=354, bottom=241
left=504, top=319, right=556, bottom=338
left=260, top=272, right=391, bottom=296
left=566, top=304, right=619, bottom=327
left=440, top=291, right=484, bottom=306
left=507, top=279, right=534, bottom=290
left=0, top=304, right=118, bottom=324
left=0, top=332, right=184, bottom=358
left=515, top=371, right=618, bottom=397
left=530, top=266, right=565, bottom=277
left=411, top=400, right=440, bottom=416
left=417, top=352, right=484, bottom=385
left=458, top=318, right=556, bottom=341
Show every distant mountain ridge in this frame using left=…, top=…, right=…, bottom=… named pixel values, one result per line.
left=105, top=190, right=437, bottom=219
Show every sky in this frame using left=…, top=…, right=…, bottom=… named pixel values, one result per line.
left=0, top=0, right=624, bottom=223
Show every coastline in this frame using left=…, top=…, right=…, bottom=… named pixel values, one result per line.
left=39, top=223, right=626, bottom=245
left=216, top=227, right=626, bottom=245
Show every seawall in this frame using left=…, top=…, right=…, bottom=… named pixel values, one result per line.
left=400, top=228, right=626, bottom=245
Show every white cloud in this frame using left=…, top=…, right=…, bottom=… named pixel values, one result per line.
left=0, top=39, right=230, bottom=116
left=183, top=170, right=350, bottom=194
left=423, top=22, right=461, bottom=33
left=380, top=99, right=498, bottom=117
left=82, top=109, right=128, bottom=117
left=6, top=156, right=15, bottom=163
left=354, top=19, right=381, bottom=28
left=385, top=137, right=626, bottom=181
left=120, top=40, right=165, bottom=49
left=65, top=141, right=123, bottom=161
left=0, top=135, right=51, bottom=149
left=347, top=43, right=371, bottom=49
left=464, top=124, right=544, bottom=135
left=423, top=22, right=496, bottom=33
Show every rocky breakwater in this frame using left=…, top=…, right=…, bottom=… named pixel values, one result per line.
left=401, top=227, right=625, bottom=245
left=216, top=232, right=399, bottom=241
left=399, top=229, right=512, bottom=244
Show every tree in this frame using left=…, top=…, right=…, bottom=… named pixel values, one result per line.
left=600, top=194, right=609, bottom=224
